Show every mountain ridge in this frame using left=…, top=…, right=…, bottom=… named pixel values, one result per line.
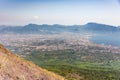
left=0, top=44, right=65, bottom=80
left=0, top=22, right=119, bottom=34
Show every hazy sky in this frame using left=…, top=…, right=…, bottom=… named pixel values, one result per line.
left=0, top=0, right=120, bottom=26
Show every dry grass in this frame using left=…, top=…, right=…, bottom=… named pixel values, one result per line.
left=0, top=44, right=65, bottom=80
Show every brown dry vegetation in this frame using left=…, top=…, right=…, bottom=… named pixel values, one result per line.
left=0, top=44, right=65, bottom=80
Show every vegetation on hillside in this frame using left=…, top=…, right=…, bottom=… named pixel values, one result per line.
left=24, top=49, right=120, bottom=80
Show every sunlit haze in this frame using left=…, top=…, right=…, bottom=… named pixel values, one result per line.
left=0, top=0, right=120, bottom=26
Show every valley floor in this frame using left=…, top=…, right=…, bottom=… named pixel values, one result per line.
left=1, top=34, right=120, bottom=80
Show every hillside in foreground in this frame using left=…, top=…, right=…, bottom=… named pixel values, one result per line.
left=0, top=44, right=65, bottom=80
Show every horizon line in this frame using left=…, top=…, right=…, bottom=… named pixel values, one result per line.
left=0, top=22, right=119, bottom=27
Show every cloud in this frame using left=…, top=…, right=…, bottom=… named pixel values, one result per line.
left=33, top=16, right=40, bottom=19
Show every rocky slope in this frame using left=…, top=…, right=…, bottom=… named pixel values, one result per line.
left=0, top=44, right=65, bottom=80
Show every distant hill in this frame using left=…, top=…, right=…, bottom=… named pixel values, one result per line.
left=0, top=24, right=66, bottom=34
left=82, top=23, right=119, bottom=33
left=0, top=22, right=119, bottom=34
left=0, top=44, right=65, bottom=80
left=0, top=25, right=10, bottom=30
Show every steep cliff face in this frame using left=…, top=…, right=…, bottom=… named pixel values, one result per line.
left=0, top=44, right=65, bottom=80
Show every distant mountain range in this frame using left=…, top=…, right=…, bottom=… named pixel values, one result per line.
left=0, top=22, right=119, bottom=34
